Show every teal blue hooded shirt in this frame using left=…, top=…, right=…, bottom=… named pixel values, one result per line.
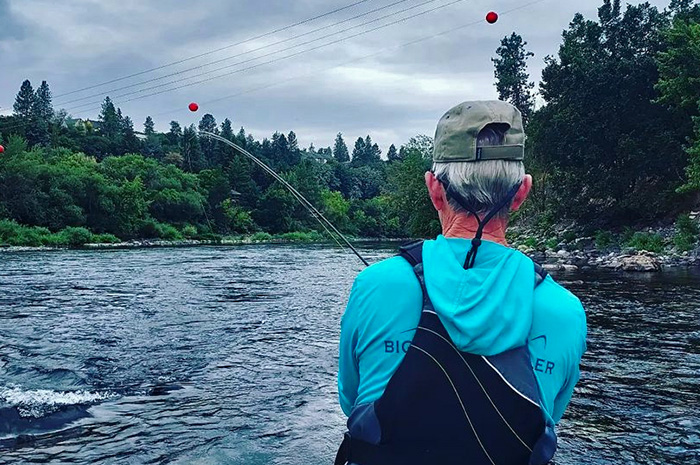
left=338, top=236, right=587, bottom=425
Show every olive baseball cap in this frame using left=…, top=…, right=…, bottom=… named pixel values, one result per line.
left=433, top=100, right=525, bottom=163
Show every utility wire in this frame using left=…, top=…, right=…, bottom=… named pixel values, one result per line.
left=0, top=0, right=548, bottom=134
left=192, top=0, right=549, bottom=111
left=52, top=0, right=373, bottom=99
left=0, top=0, right=447, bottom=134
left=66, top=0, right=467, bottom=115
left=54, top=0, right=414, bottom=106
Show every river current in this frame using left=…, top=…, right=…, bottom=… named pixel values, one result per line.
left=1, top=245, right=698, bottom=464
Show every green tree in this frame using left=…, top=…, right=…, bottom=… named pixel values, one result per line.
left=493, top=33, right=535, bottom=126
left=32, top=81, right=53, bottom=146
left=183, top=124, right=204, bottom=172
left=333, top=133, right=350, bottom=163
left=351, top=137, right=366, bottom=165
left=387, top=137, right=439, bottom=237
left=99, top=97, right=121, bottom=143
left=144, top=116, right=155, bottom=136
left=13, top=80, right=39, bottom=145
left=13, top=80, right=35, bottom=121
left=531, top=0, right=682, bottom=225
left=655, top=10, right=700, bottom=196
left=121, top=116, right=141, bottom=154
left=166, top=121, right=182, bottom=147
left=387, top=144, right=401, bottom=162
left=198, top=114, right=218, bottom=167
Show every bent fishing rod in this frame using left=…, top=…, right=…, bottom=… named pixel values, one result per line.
left=199, top=131, right=369, bottom=267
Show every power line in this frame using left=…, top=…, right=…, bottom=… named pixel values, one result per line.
left=52, top=0, right=373, bottom=99
left=1, top=0, right=548, bottom=135
left=150, top=0, right=548, bottom=118
left=67, top=0, right=465, bottom=115
left=54, top=0, right=414, bottom=107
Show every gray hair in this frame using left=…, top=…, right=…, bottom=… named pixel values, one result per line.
left=432, top=126, right=524, bottom=219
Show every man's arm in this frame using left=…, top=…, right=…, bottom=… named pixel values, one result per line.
left=552, top=305, right=587, bottom=423
left=338, top=280, right=361, bottom=417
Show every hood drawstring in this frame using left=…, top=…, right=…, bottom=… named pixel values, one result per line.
left=439, top=180, right=522, bottom=270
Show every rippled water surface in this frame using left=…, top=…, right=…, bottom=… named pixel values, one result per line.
left=1, top=245, right=699, bottom=464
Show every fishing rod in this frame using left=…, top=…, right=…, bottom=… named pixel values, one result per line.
left=199, top=131, right=370, bottom=267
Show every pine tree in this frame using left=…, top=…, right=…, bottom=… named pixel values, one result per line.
left=121, top=116, right=141, bottom=154
left=271, top=132, right=290, bottom=169
left=199, top=114, right=218, bottom=168
left=387, top=144, right=401, bottom=162
left=333, top=133, right=350, bottom=163
left=183, top=124, right=204, bottom=172
left=13, top=80, right=35, bottom=120
left=237, top=127, right=247, bottom=146
left=365, top=135, right=381, bottom=163
left=287, top=131, right=301, bottom=166
left=32, top=81, right=53, bottom=146
left=221, top=119, right=234, bottom=140
left=219, top=118, right=235, bottom=167
left=493, top=33, right=536, bottom=126
left=166, top=121, right=182, bottom=147
left=99, top=97, right=121, bottom=141
left=13, top=80, right=39, bottom=144
left=144, top=116, right=155, bottom=136
left=352, top=137, right=367, bottom=165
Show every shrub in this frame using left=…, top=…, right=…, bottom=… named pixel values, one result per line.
left=156, top=223, right=182, bottom=241
left=138, top=219, right=161, bottom=239
left=545, top=237, right=559, bottom=250
left=279, top=231, right=325, bottom=242
left=522, top=237, right=538, bottom=248
left=58, top=227, right=93, bottom=247
left=0, top=220, right=47, bottom=246
left=92, top=233, right=121, bottom=244
left=674, top=214, right=699, bottom=252
left=562, top=230, right=577, bottom=243
left=250, top=232, right=273, bottom=242
left=624, top=232, right=665, bottom=253
left=181, top=224, right=198, bottom=238
left=595, top=230, right=615, bottom=249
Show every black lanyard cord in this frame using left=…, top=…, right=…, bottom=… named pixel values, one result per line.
left=440, top=180, right=522, bottom=270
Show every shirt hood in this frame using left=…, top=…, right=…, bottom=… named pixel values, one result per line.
left=422, top=235, right=536, bottom=355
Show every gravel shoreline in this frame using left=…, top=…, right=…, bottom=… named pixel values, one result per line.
left=3, top=237, right=699, bottom=272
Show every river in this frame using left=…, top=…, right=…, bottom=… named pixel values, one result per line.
left=1, top=245, right=699, bottom=464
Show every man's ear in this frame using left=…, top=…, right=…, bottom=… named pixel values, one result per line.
left=425, top=171, right=448, bottom=212
left=511, top=174, right=533, bottom=212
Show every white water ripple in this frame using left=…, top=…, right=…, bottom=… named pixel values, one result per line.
left=0, top=386, right=115, bottom=418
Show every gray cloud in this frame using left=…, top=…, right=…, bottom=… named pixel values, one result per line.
left=0, top=0, right=672, bottom=150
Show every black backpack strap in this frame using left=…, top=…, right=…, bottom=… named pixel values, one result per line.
left=534, top=262, right=548, bottom=288
left=398, top=240, right=424, bottom=268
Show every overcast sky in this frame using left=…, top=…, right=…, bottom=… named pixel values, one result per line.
left=0, top=0, right=671, bottom=151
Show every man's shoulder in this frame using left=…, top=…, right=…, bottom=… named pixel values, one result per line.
left=354, top=255, right=418, bottom=290
left=534, top=275, right=587, bottom=331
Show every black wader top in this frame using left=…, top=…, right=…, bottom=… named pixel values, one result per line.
left=335, top=241, right=557, bottom=465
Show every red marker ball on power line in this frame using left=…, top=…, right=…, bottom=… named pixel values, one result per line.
left=486, top=11, right=499, bottom=24
left=0, top=145, right=5, bottom=154
left=188, top=102, right=199, bottom=112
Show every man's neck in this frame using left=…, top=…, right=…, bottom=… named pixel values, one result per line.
left=442, top=216, right=508, bottom=246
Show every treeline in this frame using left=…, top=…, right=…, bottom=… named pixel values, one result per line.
left=0, top=82, right=436, bottom=245
left=1, top=0, right=699, bottom=248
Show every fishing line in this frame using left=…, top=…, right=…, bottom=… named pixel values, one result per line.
left=200, top=131, right=370, bottom=267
